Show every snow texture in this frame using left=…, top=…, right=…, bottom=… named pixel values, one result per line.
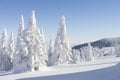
left=0, top=57, right=120, bottom=80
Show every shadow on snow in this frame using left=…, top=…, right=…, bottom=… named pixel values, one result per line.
left=17, top=64, right=120, bottom=80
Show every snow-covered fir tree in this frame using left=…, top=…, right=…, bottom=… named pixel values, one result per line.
left=53, top=16, right=73, bottom=65
left=47, top=39, right=54, bottom=66
left=19, top=14, right=24, bottom=36
left=40, top=28, right=48, bottom=61
left=88, top=42, right=94, bottom=61
left=0, top=28, right=12, bottom=71
left=13, top=37, right=29, bottom=73
left=23, top=10, right=47, bottom=71
left=13, top=15, right=30, bottom=73
left=8, top=32, right=15, bottom=62
left=115, top=45, right=120, bottom=57
left=15, top=14, right=25, bottom=53
left=1, top=28, right=8, bottom=48
left=72, top=49, right=81, bottom=63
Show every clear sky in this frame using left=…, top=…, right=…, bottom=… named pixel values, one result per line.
left=0, top=0, right=120, bottom=44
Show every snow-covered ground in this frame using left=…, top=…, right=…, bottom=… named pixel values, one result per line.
left=0, top=57, right=120, bottom=80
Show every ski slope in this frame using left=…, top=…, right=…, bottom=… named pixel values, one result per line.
left=0, top=57, right=120, bottom=80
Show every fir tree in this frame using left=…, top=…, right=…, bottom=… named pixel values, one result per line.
left=8, top=32, right=15, bottom=62
left=0, top=28, right=12, bottom=71
left=13, top=14, right=29, bottom=73
left=23, top=10, right=47, bottom=71
left=54, top=16, right=73, bottom=65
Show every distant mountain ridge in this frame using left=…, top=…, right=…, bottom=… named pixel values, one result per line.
left=72, top=37, right=120, bottom=49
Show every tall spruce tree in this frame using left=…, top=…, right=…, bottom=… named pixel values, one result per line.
left=0, top=28, right=12, bottom=71
left=8, top=32, right=15, bottom=62
left=23, top=10, right=47, bottom=71
left=54, top=16, right=73, bottom=65
left=13, top=14, right=29, bottom=73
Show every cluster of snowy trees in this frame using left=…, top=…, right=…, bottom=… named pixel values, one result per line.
left=0, top=10, right=119, bottom=73
left=72, top=44, right=117, bottom=63
left=0, top=10, right=73, bottom=73
left=13, top=11, right=48, bottom=73
left=72, top=43, right=95, bottom=63
left=0, top=28, right=14, bottom=71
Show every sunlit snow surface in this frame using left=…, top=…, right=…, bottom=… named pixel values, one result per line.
left=0, top=57, right=120, bottom=80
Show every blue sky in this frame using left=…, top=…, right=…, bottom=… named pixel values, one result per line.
left=0, top=0, right=120, bottom=43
